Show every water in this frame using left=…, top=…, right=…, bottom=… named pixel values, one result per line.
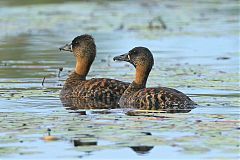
left=0, top=0, right=239, bottom=159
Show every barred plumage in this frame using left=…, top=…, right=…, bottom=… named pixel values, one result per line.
left=61, top=72, right=129, bottom=100
left=113, top=47, right=196, bottom=113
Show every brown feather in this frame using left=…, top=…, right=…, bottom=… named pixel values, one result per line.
left=61, top=72, right=129, bottom=101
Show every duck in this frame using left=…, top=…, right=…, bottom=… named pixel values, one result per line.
left=113, top=47, right=196, bottom=113
left=59, top=34, right=129, bottom=104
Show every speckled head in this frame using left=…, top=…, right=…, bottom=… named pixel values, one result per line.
left=113, top=47, right=154, bottom=69
left=59, top=34, right=96, bottom=61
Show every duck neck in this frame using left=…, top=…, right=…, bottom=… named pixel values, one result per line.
left=75, top=57, right=92, bottom=78
left=134, top=65, right=150, bottom=87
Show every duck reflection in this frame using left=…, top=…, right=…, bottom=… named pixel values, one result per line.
left=61, top=97, right=193, bottom=114
left=129, top=132, right=154, bottom=155
left=71, top=137, right=155, bottom=158
left=73, top=139, right=97, bottom=147
left=130, top=146, right=154, bottom=155
left=71, top=134, right=98, bottom=147
left=71, top=138, right=154, bottom=155
left=60, top=97, right=120, bottom=111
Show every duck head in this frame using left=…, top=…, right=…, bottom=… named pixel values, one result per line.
left=113, top=47, right=154, bottom=86
left=59, top=34, right=96, bottom=59
left=113, top=47, right=154, bottom=68
left=59, top=34, right=96, bottom=77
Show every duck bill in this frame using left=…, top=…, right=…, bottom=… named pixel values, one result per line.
left=113, top=53, right=129, bottom=62
left=59, top=43, right=73, bottom=52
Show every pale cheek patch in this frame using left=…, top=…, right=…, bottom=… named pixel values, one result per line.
left=128, top=55, right=131, bottom=61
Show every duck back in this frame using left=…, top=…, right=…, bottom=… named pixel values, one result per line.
left=60, top=72, right=129, bottom=101
left=119, top=84, right=196, bottom=113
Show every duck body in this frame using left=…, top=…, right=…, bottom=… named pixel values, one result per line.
left=119, top=82, right=195, bottom=112
left=113, top=47, right=196, bottom=112
left=59, top=35, right=129, bottom=105
left=60, top=72, right=129, bottom=101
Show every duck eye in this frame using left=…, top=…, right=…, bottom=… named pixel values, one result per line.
left=132, top=50, right=137, bottom=54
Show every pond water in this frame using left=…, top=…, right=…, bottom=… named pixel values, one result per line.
left=0, top=0, right=239, bottom=159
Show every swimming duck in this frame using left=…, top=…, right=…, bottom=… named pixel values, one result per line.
left=59, top=34, right=129, bottom=103
left=113, top=47, right=196, bottom=113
